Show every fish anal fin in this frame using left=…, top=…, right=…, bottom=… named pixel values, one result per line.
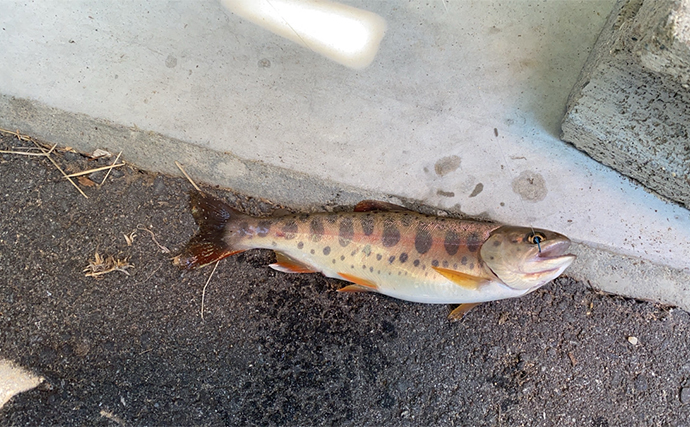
left=337, top=272, right=379, bottom=291
left=269, top=252, right=318, bottom=273
left=354, top=200, right=411, bottom=213
left=432, top=267, right=488, bottom=290
left=338, top=284, right=373, bottom=293
left=448, top=303, right=482, bottom=321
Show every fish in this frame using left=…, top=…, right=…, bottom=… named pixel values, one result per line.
left=173, top=191, right=575, bottom=320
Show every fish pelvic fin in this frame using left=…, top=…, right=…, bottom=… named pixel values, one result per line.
left=173, top=191, right=247, bottom=269
left=448, top=303, right=482, bottom=321
left=337, top=273, right=379, bottom=291
left=432, top=267, right=489, bottom=290
left=269, top=252, right=318, bottom=273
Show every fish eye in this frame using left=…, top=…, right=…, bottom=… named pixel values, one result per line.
left=527, top=232, right=546, bottom=245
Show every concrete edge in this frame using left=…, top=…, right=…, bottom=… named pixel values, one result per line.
left=2, top=94, right=688, bottom=312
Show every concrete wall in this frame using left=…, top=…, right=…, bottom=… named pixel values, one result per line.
left=2, top=1, right=690, bottom=309
left=562, top=0, right=690, bottom=209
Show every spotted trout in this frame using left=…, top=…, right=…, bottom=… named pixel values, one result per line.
left=173, top=191, right=575, bottom=319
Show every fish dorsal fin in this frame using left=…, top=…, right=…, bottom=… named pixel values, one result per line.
left=448, top=303, right=482, bottom=321
left=354, top=200, right=411, bottom=213
left=337, top=272, right=379, bottom=291
left=432, top=267, right=488, bottom=290
left=269, top=252, right=318, bottom=273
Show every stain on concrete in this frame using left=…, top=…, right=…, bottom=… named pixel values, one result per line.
left=165, top=55, right=178, bottom=68
left=258, top=58, right=271, bottom=68
left=434, top=155, right=461, bottom=177
left=512, top=170, right=547, bottom=202
left=436, top=189, right=455, bottom=197
left=469, top=183, right=484, bottom=198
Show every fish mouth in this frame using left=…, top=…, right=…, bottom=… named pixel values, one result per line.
left=537, top=239, right=572, bottom=260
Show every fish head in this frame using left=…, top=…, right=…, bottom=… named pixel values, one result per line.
left=480, top=226, right=576, bottom=291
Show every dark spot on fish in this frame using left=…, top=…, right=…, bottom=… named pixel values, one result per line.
left=323, top=246, right=331, bottom=255
left=363, top=265, right=366, bottom=269
left=378, top=270, right=381, bottom=274
left=360, top=214, right=375, bottom=236
left=469, top=263, right=474, bottom=270
left=351, top=265, right=355, bottom=269
left=339, top=217, right=354, bottom=247
left=351, top=249, right=358, bottom=256
left=467, top=232, right=482, bottom=253
left=341, top=255, right=345, bottom=261
left=238, top=222, right=251, bottom=236
left=332, top=259, right=336, bottom=264
left=370, top=267, right=374, bottom=272
left=461, top=256, right=468, bottom=265
left=376, top=254, right=382, bottom=261
left=422, top=265, right=426, bottom=270
left=310, top=218, right=324, bottom=242
left=399, top=252, right=408, bottom=263
left=415, top=228, right=432, bottom=254
left=493, top=240, right=501, bottom=247
left=401, top=214, right=413, bottom=227
left=432, top=260, right=439, bottom=267
left=442, top=260, right=448, bottom=268
left=382, top=221, right=400, bottom=247
left=310, top=249, right=315, bottom=254
left=282, top=220, right=298, bottom=240
left=444, top=230, right=460, bottom=256
left=297, top=242, right=304, bottom=249
left=257, top=221, right=271, bottom=237
left=388, top=255, right=395, bottom=264
left=326, top=214, right=338, bottom=224
left=296, top=214, right=309, bottom=223
left=413, top=259, right=420, bottom=267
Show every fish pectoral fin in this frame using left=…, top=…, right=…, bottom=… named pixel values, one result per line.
left=354, top=200, right=411, bottom=213
left=448, top=303, right=482, bottom=321
left=432, top=267, right=488, bottom=290
left=269, top=252, right=318, bottom=273
left=337, top=272, right=379, bottom=292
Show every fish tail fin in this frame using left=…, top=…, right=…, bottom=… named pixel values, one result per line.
left=173, top=191, right=246, bottom=269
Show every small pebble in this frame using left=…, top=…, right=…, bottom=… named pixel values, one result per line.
left=627, top=336, right=638, bottom=345
left=681, top=387, right=690, bottom=404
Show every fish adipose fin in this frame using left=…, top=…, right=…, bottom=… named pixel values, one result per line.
left=269, top=252, right=318, bottom=273
left=354, top=200, right=411, bottom=213
left=432, top=267, right=488, bottom=290
left=337, top=273, right=379, bottom=291
left=173, top=191, right=246, bottom=269
left=448, top=303, right=482, bottom=321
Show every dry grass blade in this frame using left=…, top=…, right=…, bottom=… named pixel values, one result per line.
left=175, top=161, right=202, bottom=192
left=0, top=149, right=46, bottom=157
left=136, top=225, right=170, bottom=253
left=99, top=151, right=123, bottom=186
left=64, top=162, right=125, bottom=178
left=84, top=252, right=133, bottom=277
left=201, top=260, right=220, bottom=320
left=124, top=231, right=137, bottom=246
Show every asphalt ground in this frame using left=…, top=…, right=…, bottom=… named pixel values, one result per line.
left=1, top=133, right=690, bottom=426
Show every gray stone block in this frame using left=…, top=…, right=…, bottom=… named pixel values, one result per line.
left=561, top=0, right=690, bottom=208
